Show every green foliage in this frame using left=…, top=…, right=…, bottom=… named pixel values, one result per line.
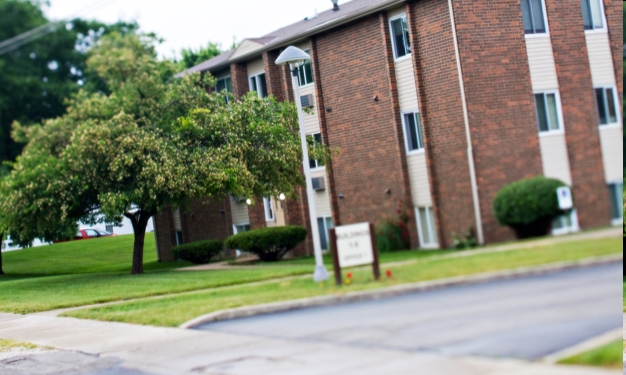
left=177, top=42, right=222, bottom=70
left=493, top=176, right=568, bottom=238
left=172, top=239, right=223, bottom=264
left=452, top=226, right=478, bottom=250
left=0, top=0, right=138, bottom=171
left=375, top=200, right=411, bottom=252
left=0, top=32, right=304, bottom=273
left=225, top=226, right=307, bottom=261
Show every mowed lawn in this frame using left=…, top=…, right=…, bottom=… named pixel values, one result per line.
left=62, top=236, right=621, bottom=327
left=558, top=340, right=623, bottom=369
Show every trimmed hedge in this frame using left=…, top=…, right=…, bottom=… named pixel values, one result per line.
left=172, top=239, right=223, bottom=264
left=493, top=176, right=570, bottom=238
left=224, top=226, right=307, bottom=262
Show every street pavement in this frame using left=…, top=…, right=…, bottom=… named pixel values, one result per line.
left=0, top=263, right=621, bottom=375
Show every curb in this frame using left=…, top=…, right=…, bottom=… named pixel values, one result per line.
left=179, top=253, right=622, bottom=329
left=540, top=327, right=623, bottom=364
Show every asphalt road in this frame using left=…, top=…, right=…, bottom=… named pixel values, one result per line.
left=197, top=262, right=623, bottom=360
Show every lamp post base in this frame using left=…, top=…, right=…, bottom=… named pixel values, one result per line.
left=313, top=265, right=330, bottom=282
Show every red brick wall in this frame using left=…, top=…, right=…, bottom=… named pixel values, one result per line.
left=546, top=0, right=611, bottom=228
left=452, top=0, right=543, bottom=243
left=315, top=14, right=410, bottom=230
left=408, top=0, right=475, bottom=248
left=603, top=0, right=623, bottom=104
left=180, top=198, right=233, bottom=243
left=230, top=62, right=249, bottom=99
left=263, top=50, right=286, bottom=101
left=153, top=208, right=176, bottom=261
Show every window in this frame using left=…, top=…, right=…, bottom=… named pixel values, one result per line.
left=402, top=112, right=425, bottom=152
left=234, top=223, right=250, bottom=234
left=520, top=0, right=547, bottom=34
left=308, top=133, right=325, bottom=169
left=389, top=15, right=411, bottom=59
left=552, top=209, right=579, bottom=235
left=298, top=50, right=314, bottom=87
left=175, top=231, right=183, bottom=245
left=317, top=217, right=333, bottom=250
left=416, top=207, right=437, bottom=248
left=608, top=183, right=623, bottom=224
left=85, top=229, right=98, bottom=238
left=580, top=0, right=604, bottom=30
left=216, top=76, right=232, bottom=93
left=594, top=87, right=618, bottom=126
left=534, top=92, right=562, bottom=133
left=249, top=73, right=268, bottom=98
left=263, top=197, right=274, bottom=221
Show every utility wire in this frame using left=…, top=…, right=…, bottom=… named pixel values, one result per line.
left=0, top=0, right=120, bottom=56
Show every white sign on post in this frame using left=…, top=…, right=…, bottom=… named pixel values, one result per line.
left=556, top=186, right=573, bottom=210
left=335, top=222, right=374, bottom=268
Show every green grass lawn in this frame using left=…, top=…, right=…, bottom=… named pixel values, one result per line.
left=62, top=236, right=621, bottom=327
left=558, top=340, right=623, bottom=369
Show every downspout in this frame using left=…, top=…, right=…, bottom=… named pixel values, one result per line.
left=448, top=0, right=484, bottom=244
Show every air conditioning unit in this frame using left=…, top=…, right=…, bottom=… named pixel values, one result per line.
left=300, top=94, right=314, bottom=109
left=311, top=176, right=325, bottom=191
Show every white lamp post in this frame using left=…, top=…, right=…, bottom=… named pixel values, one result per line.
left=276, top=46, right=329, bottom=282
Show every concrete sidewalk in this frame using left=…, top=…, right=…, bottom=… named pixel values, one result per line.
left=0, top=313, right=618, bottom=375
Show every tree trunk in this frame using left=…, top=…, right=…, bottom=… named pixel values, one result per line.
left=125, top=211, right=152, bottom=275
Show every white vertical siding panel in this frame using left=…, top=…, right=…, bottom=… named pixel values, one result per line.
left=394, top=58, right=419, bottom=112
left=539, top=134, right=573, bottom=185
left=598, top=126, right=623, bottom=182
left=299, top=84, right=320, bottom=135
left=525, top=37, right=559, bottom=91
left=229, top=198, right=250, bottom=225
left=407, top=153, right=432, bottom=206
left=310, top=169, right=332, bottom=217
left=585, top=33, right=616, bottom=86
left=246, top=58, right=264, bottom=76
left=172, top=208, right=182, bottom=231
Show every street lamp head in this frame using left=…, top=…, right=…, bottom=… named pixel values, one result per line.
left=279, top=193, right=286, bottom=201
left=275, top=46, right=310, bottom=68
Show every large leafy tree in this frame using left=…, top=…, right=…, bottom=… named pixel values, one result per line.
left=176, top=42, right=222, bottom=70
left=0, top=0, right=138, bottom=174
left=0, top=33, right=303, bottom=274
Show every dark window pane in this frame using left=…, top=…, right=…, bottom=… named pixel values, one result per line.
left=608, top=183, right=623, bottom=220
left=216, top=79, right=225, bottom=92
left=298, top=65, right=306, bottom=86
left=595, top=88, right=607, bottom=125
left=391, top=19, right=406, bottom=57
left=535, top=94, right=549, bottom=132
left=317, top=218, right=328, bottom=250
left=404, top=113, right=419, bottom=151
left=225, top=77, right=232, bottom=92
left=249, top=77, right=257, bottom=92
left=259, top=74, right=268, bottom=98
left=521, top=0, right=534, bottom=34
left=546, top=94, right=559, bottom=130
left=530, top=0, right=545, bottom=33
left=605, top=88, right=616, bottom=123
left=580, top=0, right=593, bottom=29
left=415, top=113, right=424, bottom=149
left=402, top=18, right=411, bottom=54
left=304, top=61, right=313, bottom=84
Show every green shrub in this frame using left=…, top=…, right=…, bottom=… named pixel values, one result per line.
left=493, top=176, right=570, bottom=238
left=224, top=226, right=307, bottom=262
left=172, top=239, right=223, bottom=264
left=375, top=200, right=411, bottom=252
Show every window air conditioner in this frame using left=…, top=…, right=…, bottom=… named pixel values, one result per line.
left=300, top=94, right=314, bottom=109
left=311, top=176, right=325, bottom=191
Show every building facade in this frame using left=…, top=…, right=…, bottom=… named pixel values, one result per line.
left=154, top=0, right=622, bottom=260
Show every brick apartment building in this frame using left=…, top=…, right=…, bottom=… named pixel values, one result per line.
left=153, top=0, right=623, bottom=260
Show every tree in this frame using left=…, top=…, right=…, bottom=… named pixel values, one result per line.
left=0, top=33, right=304, bottom=274
left=0, top=0, right=138, bottom=174
left=177, top=42, right=222, bottom=70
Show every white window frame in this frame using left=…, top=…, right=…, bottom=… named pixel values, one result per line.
left=415, top=206, right=438, bottom=249
left=607, top=182, right=623, bottom=226
left=521, top=0, right=550, bottom=38
left=248, top=72, right=267, bottom=98
left=581, top=0, right=607, bottom=33
left=388, top=14, right=411, bottom=61
left=297, top=49, right=314, bottom=87
left=551, top=209, right=579, bottom=236
left=233, top=223, right=250, bottom=234
left=308, top=133, right=325, bottom=170
left=594, top=86, right=621, bottom=128
left=263, top=197, right=275, bottom=221
left=534, top=90, right=564, bottom=136
left=401, top=111, right=425, bottom=154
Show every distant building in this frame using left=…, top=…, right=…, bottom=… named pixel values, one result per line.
left=154, top=0, right=622, bottom=260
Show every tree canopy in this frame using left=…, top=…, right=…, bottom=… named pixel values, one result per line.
left=0, top=32, right=304, bottom=274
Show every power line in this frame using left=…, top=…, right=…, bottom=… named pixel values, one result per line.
left=0, top=0, right=120, bottom=56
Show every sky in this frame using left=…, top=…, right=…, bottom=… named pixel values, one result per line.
left=43, top=0, right=339, bottom=60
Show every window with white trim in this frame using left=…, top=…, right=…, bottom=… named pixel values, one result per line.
left=308, top=133, right=324, bottom=169
left=416, top=207, right=437, bottom=248
left=402, top=112, right=424, bottom=153
left=216, top=76, right=232, bottom=93
left=580, top=0, right=605, bottom=30
left=608, top=183, right=623, bottom=223
left=263, top=197, right=274, bottom=221
left=594, top=87, right=619, bottom=126
left=298, top=49, right=314, bottom=87
left=317, top=217, right=333, bottom=250
left=233, top=223, right=250, bottom=234
left=249, top=73, right=268, bottom=98
left=534, top=92, right=562, bottom=133
left=552, top=209, right=579, bottom=235
left=389, top=15, right=411, bottom=59
left=520, top=0, right=547, bottom=34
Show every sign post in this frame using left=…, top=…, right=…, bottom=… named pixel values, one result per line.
left=329, top=222, right=380, bottom=286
